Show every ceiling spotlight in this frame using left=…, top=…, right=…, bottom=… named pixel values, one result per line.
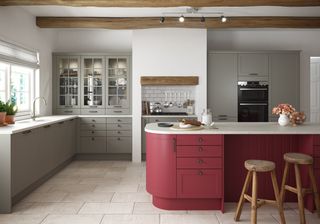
left=160, top=17, right=165, bottom=23
left=221, top=15, right=227, bottom=23
left=179, top=15, right=185, bottom=23
left=200, top=16, right=205, bottom=23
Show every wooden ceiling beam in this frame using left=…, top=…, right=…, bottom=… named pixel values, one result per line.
left=36, top=17, right=320, bottom=29
left=2, top=0, right=320, bottom=7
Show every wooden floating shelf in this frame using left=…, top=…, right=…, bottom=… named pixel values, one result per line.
left=140, top=76, right=199, bottom=86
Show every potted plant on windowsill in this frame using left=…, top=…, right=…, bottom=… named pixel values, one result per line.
left=0, top=100, right=7, bottom=126
left=4, top=100, right=18, bottom=124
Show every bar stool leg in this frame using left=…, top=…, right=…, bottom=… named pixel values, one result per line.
left=235, top=171, right=252, bottom=221
left=251, top=171, right=258, bottom=224
left=294, top=164, right=306, bottom=224
left=271, top=170, right=286, bottom=224
left=308, top=165, right=320, bottom=217
left=280, top=162, right=289, bottom=205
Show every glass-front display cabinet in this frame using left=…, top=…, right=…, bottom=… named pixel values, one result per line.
left=57, top=56, right=80, bottom=109
left=106, top=56, right=130, bottom=114
left=81, top=56, right=105, bottom=112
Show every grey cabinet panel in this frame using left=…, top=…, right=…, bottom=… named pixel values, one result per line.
left=107, top=137, right=132, bottom=153
left=107, top=130, right=132, bottom=137
left=238, top=53, right=268, bottom=79
left=106, top=117, right=132, bottom=123
left=106, top=123, right=131, bottom=130
left=269, top=53, right=300, bottom=119
left=80, top=109, right=106, bottom=115
left=80, top=117, right=107, bottom=124
left=208, top=53, right=238, bottom=119
left=80, top=123, right=107, bottom=130
left=79, top=137, right=107, bottom=153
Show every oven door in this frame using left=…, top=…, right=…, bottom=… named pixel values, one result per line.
left=238, top=103, right=268, bottom=122
left=238, top=87, right=268, bottom=102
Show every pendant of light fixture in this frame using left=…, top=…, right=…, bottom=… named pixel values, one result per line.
left=159, top=7, right=228, bottom=24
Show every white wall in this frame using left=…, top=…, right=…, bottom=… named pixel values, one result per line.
left=208, top=29, right=320, bottom=118
left=132, top=28, right=207, bottom=162
left=53, top=29, right=132, bottom=53
left=0, top=7, right=57, bottom=115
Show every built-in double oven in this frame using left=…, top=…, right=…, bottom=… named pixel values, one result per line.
left=238, top=81, right=268, bottom=122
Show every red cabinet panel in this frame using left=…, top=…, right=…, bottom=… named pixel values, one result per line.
left=314, top=135, right=320, bottom=146
left=177, top=169, right=222, bottom=198
left=177, top=146, right=222, bottom=158
left=316, top=170, right=320, bottom=192
left=315, top=158, right=320, bottom=169
left=177, top=135, right=223, bottom=146
left=177, top=158, right=222, bottom=169
left=314, top=146, right=320, bottom=157
left=146, top=133, right=177, bottom=198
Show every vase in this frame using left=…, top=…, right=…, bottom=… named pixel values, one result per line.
left=278, top=114, right=290, bottom=126
left=0, top=112, right=7, bottom=125
left=5, top=115, right=15, bottom=124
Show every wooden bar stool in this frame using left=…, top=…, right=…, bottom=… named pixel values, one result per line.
left=234, top=160, right=286, bottom=224
left=280, top=153, right=320, bottom=224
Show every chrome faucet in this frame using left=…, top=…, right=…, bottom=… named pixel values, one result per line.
left=31, top=97, right=47, bottom=120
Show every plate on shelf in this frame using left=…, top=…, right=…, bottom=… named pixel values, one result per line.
left=170, top=124, right=204, bottom=131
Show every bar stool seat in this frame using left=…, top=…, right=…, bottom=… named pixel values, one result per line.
left=245, top=160, right=275, bottom=172
left=283, top=152, right=313, bottom=165
left=235, top=159, right=285, bottom=224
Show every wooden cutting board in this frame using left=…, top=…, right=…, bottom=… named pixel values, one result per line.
left=170, top=124, right=204, bottom=131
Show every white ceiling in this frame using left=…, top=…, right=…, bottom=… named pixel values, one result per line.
left=18, top=6, right=320, bottom=17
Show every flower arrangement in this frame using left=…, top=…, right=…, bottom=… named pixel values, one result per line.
left=289, top=112, right=306, bottom=126
left=272, top=104, right=296, bottom=116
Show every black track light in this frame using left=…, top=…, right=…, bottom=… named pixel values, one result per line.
left=200, top=16, right=205, bottom=22
left=160, top=17, right=165, bottom=23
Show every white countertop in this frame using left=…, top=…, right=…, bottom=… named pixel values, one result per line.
left=0, top=115, right=78, bottom=135
left=145, top=122, right=320, bottom=135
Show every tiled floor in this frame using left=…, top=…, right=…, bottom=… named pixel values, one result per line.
left=0, top=160, right=319, bottom=224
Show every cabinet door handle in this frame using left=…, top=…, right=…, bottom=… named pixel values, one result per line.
left=113, top=110, right=123, bottom=113
left=91, top=137, right=95, bottom=141
left=64, top=110, right=73, bottom=113
left=43, top=125, right=51, bottom=128
left=197, top=159, right=204, bottom=164
left=114, top=105, right=122, bottom=108
left=117, top=124, right=121, bottom=128
left=117, top=137, right=121, bottom=141
left=58, top=121, right=64, bottom=125
left=65, top=105, right=73, bottom=108
left=218, top=115, right=227, bottom=117
left=92, top=124, right=95, bottom=128
left=117, top=119, right=122, bottom=122
left=117, top=131, right=121, bottom=134
left=92, top=119, right=96, bottom=122
left=218, top=118, right=227, bottom=121
left=198, top=137, right=203, bottom=143
left=89, top=110, right=98, bottom=113
left=155, top=119, right=159, bottom=122
left=198, top=147, right=203, bottom=152
left=173, top=138, right=177, bottom=152
left=198, top=171, right=204, bottom=176
left=249, top=73, right=258, bottom=76
left=89, top=106, right=98, bottom=108
left=91, top=131, right=95, bottom=134
left=22, top=130, right=32, bottom=135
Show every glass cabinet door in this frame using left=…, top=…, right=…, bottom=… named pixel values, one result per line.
left=57, top=56, right=80, bottom=108
left=81, top=56, right=105, bottom=108
left=107, top=57, right=129, bottom=109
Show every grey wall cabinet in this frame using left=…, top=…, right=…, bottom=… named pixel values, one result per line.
left=208, top=53, right=238, bottom=122
left=269, top=53, right=300, bottom=121
left=238, top=53, right=269, bottom=80
left=11, top=119, right=76, bottom=197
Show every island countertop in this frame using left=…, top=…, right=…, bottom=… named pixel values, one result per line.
left=145, top=122, right=320, bottom=135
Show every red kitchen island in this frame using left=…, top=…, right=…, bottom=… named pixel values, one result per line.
left=145, top=122, right=320, bottom=212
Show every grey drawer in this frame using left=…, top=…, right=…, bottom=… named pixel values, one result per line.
left=80, top=117, right=107, bottom=124
left=81, top=109, right=106, bottom=115
left=79, top=137, right=107, bottom=153
left=80, top=130, right=107, bottom=137
left=80, top=123, right=107, bottom=130
left=56, top=109, right=80, bottom=115
left=106, top=108, right=130, bottom=115
left=106, top=117, right=132, bottom=124
left=107, top=130, right=132, bottom=137
left=107, top=137, right=132, bottom=154
left=107, top=123, right=132, bottom=130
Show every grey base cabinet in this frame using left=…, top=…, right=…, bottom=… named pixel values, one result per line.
left=107, top=117, right=132, bottom=154
left=11, top=119, right=76, bottom=197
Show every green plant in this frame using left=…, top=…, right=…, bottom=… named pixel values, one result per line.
left=0, top=100, right=6, bottom=112
left=4, top=101, right=18, bottom=115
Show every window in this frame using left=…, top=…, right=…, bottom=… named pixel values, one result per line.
left=0, top=39, right=39, bottom=118
left=0, top=61, right=35, bottom=117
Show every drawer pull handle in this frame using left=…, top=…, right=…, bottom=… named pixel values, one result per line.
left=91, top=131, right=95, bottom=134
left=44, top=125, right=51, bottom=128
left=92, top=124, right=95, bottom=128
left=89, top=111, right=98, bottom=113
left=117, top=119, right=122, bottom=122
left=22, top=130, right=32, bottom=135
left=92, top=119, right=96, bottom=122
left=198, top=171, right=203, bottom=176
left=117, top=131, right=121, bottom=134
left=117, top=124, right=121, bottom=128
left=198, top=147, right=203, bottom=152
left=198, top=137, right=203, bottom=143
left=91, top=137, right=95, bottom=141
left=249, top=73, right=258, bottom=76
left=64, top=110, right=73, bottom=113
left=173, top=138, right=177, bottom=152
left=155, top=119, right=159, bottom=122
left=114, top=111, right=123, bottom=113
left=117, top=137, right=121, bottom=141
left=198, top=159, right=204, bottom=164
left=58, top=121, right=64, bottom=125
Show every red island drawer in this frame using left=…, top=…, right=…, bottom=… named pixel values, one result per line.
left=177, top=169, right=222, bottom=198
left=177, top=158, right=222, bottom=169
left=177, top=135, right=223, bottom=146
left=314, top=146, right=320, bottom=157
left=177, top=146, right=222, bottom=158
